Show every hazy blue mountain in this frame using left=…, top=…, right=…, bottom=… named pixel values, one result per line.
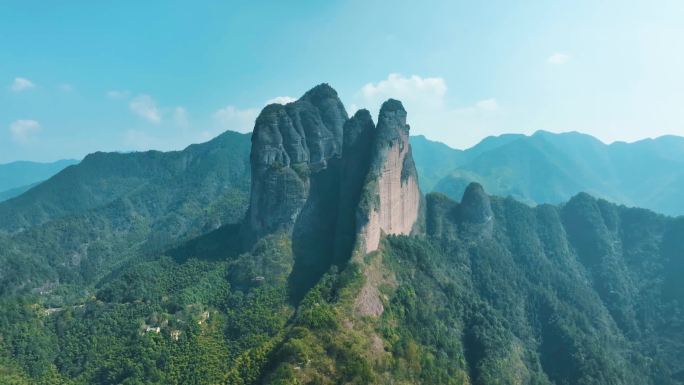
left=0, top=159, right=79, bottom=192
left=0, top=182, right=39, bottom=202
left=411, top=131, right=684, bottom=216
left=0, top=159, right=79, bottom=201
left=410, top=135, right=465, bottom=192
left=410, top=133, right=525, bottom=192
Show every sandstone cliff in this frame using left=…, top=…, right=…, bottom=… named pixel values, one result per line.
left=244, top=85, right=421, bottom=298
left=355, top=99, right=421, bottom=254
left=247, top=84, right=347, bottom=238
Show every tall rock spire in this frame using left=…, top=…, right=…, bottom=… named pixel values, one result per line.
left=247, top=83, right=348, bottom=238
left=355, top=99, right=421, bottom=254
left=244, top=86, right=421, bottom=294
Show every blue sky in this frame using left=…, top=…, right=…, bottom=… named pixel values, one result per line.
left=2, top=0, right=684, bottom=163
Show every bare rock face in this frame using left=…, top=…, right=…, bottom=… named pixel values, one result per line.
left=244, top=86, right=421, bottom=302
left=356, top=99, right=421, bottom=254
left=333, top=110, right=376, bottom=264
left=247, top=84, right=348, bottom=238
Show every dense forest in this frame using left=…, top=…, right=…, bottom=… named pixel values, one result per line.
left=1, top=180, right=682, bottom=383
left=0, top=99, right=682, bottom=384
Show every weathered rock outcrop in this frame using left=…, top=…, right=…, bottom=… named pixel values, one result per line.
left=244, top=86, right=421, bottom=300
left=355, top=99, right=421, bottom=254
left=247, top=84, right=348, bottom=238
left=333, top=110, right=376, bottom=264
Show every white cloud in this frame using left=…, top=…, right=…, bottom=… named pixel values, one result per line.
left=10, top=77, right=35, bottom=92
left=173, top=107, right=189, bottom=127
left=266, top=96, right=296, bottom=105
left=106, top=90, right=130, bottom=99
left=352, top=74, right=502, bottom=149
left=547, top=52, right=571, bottom=65
left=358, top=73, right=448, bottom=115
left=475, top=98, right=499, bottom=111
left=213, top=105, right=259, bottom=133
left=59, top=83, right=74, bottom=92
left=9, top=119, right=41, bottom=143
left=129, top=94, right=161, bottom=123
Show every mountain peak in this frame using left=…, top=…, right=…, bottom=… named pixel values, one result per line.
left=357, top=98, right=421, bottom=254
left=379, top=98, right=406, bottom=113
left=246, top=88, right=421, bottom=261
left=460, top=182, right=493, bottom=224
left=377, top=99, right=408, bottom=135
left=247, top=85, right=348, bottom=237
left=301, top=83, right=339, bottom=101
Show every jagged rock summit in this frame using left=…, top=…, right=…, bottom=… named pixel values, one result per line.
left=247, top=83, right=348, bottom=237
left=245, top=85, right=422, bottom=270
left=356, top=99, right=421, bottom=254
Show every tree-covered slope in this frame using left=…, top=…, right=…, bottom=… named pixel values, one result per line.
left=0, top=131, right=252, bottom=233
left=0, top=182, right=39, bottom=203
left=0, top=234, right=295, bottom=384
left=3, top=184, right=680, bottom=384
left=0, top=131, right=252, bottom=296
left=264, top=185, right=684, bottom=385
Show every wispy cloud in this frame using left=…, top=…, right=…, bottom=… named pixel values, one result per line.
left=59, top=83, right=74, bottom=92
left=173, top=107, right=189, bottom=127
left=547, top=52, right=571, bottom=65
left=213, top=105, right=259, bottom=133
left=129, top=94, right=161, bottom=124
left=10, top=77, right=35, bottom=92
left=359, top=73, right=448, bottom=113
left=353, top=73, right=502, bottom=148
left=475, top=98, right=499, bottom=111
left=106, top=90, right=130, bottom=99
left=9, top=119, right=41, bottom=143
left=265, top=96, right=296, bottom=105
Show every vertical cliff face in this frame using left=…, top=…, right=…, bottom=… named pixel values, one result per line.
left=245, top=86, right=421, bottom=299
left=355, top=99, right=421, bottom=254
left=333, top=109, right=377, bottom=264
left=247, top=84, right=348, bottom=238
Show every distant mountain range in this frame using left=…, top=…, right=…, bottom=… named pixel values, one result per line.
left=411, top=131, right=684, bottom=216
left=0, top=159, right=79, bottom=202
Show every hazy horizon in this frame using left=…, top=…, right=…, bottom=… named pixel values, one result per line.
left=5, top=125, right=684, bottom=165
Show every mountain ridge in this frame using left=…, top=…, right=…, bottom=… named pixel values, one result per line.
left=411, top=130, right=684, bottom=216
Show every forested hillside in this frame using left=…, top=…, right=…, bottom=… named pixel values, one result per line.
left=2, top=184, right=681, bottom=384
left=0, top=131, right=252, bottom=297
left=0, top=131, right=251, bottom=234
